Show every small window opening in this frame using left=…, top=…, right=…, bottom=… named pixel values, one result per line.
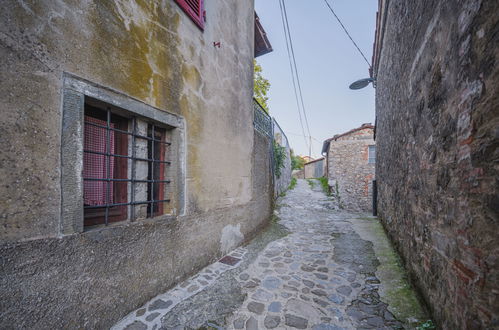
left=368, top=145, right=376, bottom=164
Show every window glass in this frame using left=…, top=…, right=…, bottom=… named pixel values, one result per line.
left=368, top=145, right=376, bottom=164
left=82, top=103, right=170, bottom=228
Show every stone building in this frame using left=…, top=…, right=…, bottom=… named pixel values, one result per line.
left=0, top=1, right=273, bottom=328
left=303, top=157, right=325, bottom=179
left=322, top=124, right=375, bottom=211
left=372, top=0, right=498, bottom=328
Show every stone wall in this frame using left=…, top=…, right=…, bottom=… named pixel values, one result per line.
left=273, top=120, right=292, bottom=197
left=273, top=147, right=291, bottom=197
left=292, top=169, right=305, bottom=179
left=0, top=1, right=273, bottom=328
left=374, top=0, right=499, bottom=328
left=327, top=128, right=375, bottom=212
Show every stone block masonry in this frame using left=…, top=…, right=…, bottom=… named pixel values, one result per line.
left=325, top=125, right=375, bottom=212
left=373, top=0, right=499, bottom=328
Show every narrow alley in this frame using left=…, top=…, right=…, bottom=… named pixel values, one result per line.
left=114, top=179, right=427, bottom=330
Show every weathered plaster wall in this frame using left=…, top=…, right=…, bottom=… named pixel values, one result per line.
left=327, top=128, right=375, bottom=212
left=375, top=0, right=499, bottom=328
left=0, top=0, right=273, bottom=328
left=0, top=0, right=255, bottom=242
left=304, top=159, right=325, bottom=179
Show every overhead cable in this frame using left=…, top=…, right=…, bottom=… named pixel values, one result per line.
left=278, top=0, right=309, bottom=151
left=279, top=0, right=314, bottom=156
left=323, top=0, right=372, bottom=69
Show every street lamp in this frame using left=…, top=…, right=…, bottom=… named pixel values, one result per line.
left=349, top=77, right=375, bottom=90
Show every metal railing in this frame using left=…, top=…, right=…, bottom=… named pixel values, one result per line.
left=253, top=99, right=272, bottom=138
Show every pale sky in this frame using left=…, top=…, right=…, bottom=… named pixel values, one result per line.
left=255, top=0, right=377, bottom=158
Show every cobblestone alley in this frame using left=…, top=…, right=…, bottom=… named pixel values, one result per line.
left=113, top=179, right=428, bottom=330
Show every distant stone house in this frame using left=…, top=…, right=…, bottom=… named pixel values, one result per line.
left=301, top=155, right=315, bottom=163
left=0, top=1, right=272, bottom=328
left=304, top=157, right=326, bottom=178
left=322, top=124, right=375, bottom=211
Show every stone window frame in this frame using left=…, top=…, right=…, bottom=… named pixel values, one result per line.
left=60, top=73, right=186, bottom=235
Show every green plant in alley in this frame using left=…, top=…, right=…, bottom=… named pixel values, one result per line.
left=273, top=141, right=286, bottom=178
left=331, top=181, right=344, bottom=209
left=416, top=320, right=436, bottom=330
left=318, top=177, right=331, bottom=196
left=254, top=60, right=270, bottom=113
left=307, top=179, right=315, bottom=188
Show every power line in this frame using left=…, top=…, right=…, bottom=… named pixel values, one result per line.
left=285, top=131, right=322, bottom=142
left=278, top=0, right=309, bottom=152
left=323, top=0, right=372, bottom=69
left=280, top=0, right=314, bottom=156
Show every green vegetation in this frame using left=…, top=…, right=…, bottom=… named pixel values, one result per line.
left=318, top=177, right=331, bottom=196
left=330, top=181, right=344, bottom=209
left=254, top=60, right=270, bottom=113
left=307, top=179, right=315, bottom=188
left=273, top=141, right=286, bottom=178
left=279, top=177, right=297, bottom=198
left=416, top=320, right=436, bottom=330
left=290, top=149, right=305, bottom=169
left=271, top=213, right=280, bottom=224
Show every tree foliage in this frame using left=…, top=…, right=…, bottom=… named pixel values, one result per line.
left=254, top=60, right=270, bottom=113
left=290, top=149, right=305, bottom=170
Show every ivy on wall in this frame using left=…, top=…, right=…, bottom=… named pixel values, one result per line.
left=273, top=140, right=286, bottom=178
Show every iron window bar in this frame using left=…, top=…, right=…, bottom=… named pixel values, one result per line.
left=105, top=108, right=111, bottom=226
left=131, top=117, right=137, bottom=221
left=84, top=120, right=172, bottom=145
left=83, top=149, right=171, bottom=164
left=83, top=108, right=170, bottom=227
left=83, top=178, right=171, bottom=183
left=84, top=199, right=171, bottom=209
left=150, top=124, right=155, bottom=217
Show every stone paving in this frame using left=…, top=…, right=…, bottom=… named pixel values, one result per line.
left=112, top=248, right=248, bottom=330
left=113, top=179, right=428, bottom=329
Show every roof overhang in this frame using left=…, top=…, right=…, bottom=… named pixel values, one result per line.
left=322, top=123, right=375, bottom=155
left=304, top=157, right=325, bottom=166
left=255, top=12, right=273, bottom=57
left=371, top=0, right=390, bottom=78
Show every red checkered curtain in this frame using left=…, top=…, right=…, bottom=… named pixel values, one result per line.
left=83, top=116, right=115, bottom=206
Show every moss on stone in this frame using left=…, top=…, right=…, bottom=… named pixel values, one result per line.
left=352, top=216, right=429, bottom=327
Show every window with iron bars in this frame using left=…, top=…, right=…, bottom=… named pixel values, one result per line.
left=82, top=100, right=172, bottom=227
